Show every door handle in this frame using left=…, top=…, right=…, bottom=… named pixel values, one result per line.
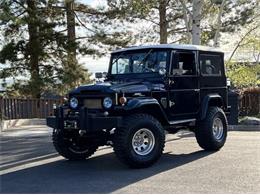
left=194, top=89, right=200, bottom=92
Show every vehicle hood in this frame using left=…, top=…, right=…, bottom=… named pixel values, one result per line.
left=69, top=80, right=165, bottom=95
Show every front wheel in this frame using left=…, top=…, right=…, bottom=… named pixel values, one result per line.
left=52, top=129, right=98, bottom=160
left=195, top=107, right=228, bottom=151
left=113, top=114, right=165, bottom=168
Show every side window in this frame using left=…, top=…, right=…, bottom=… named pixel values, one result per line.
left=111, top=58, right=130, bottom=74
left=200, top=54, right=222, bottom=76
left=172, top=52, right=196, bottom=76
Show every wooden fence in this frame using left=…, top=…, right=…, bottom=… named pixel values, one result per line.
left=239, top=93, right=260, bottom=116
left=0, top=94, right=259, bottom=120
left=0, top=98, right=63, bottom=120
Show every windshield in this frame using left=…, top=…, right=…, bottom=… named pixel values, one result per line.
left=110, top=50, right=168, bottom=75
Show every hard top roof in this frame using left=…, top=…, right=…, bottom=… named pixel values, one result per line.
left=112, top=44, right=223, bottom=53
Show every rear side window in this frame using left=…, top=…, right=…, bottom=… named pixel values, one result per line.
left=200, top=54, right=222, bottom=76
left=172, top=51, right=196, bottom=76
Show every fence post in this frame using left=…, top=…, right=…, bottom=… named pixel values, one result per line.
left=0, top=97, right=3, bottom=131
left=259, top=93, right=260, bottom=115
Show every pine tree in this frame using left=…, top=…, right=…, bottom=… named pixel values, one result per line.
left=0, top=0, right=69, bottom=97
left=107, top=0, right=186, bottom=44
left=0, top=0, right=131, bottom=97
left=73, top=1, right=133, bottom=55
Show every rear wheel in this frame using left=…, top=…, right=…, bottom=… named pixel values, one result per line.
left=113, top=114, right=165, bottom=168
left=52, top=129, right=98, bottom=160
left=195, top=107, right=228, bottom=151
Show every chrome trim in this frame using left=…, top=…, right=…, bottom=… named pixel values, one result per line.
left=132, top=128, right=155, bottom=156
left=115, top=93, right=118, bottom=105
left=169, top=118, right=196, bottom=125
left=169, top=50, right=175, bottom=75
left=169, top=88, right=200, bottom=92
left=212, top=117, right=224, bottom=140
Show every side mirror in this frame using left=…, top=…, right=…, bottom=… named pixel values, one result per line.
left=95, top=72, right=103, bottom=79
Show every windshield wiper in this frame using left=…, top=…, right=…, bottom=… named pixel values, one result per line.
left=135, top=49, right=153, bottom=68
left=111, top=51, right=126, bottom=66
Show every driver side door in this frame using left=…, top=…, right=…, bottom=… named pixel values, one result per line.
left=167, top=50, right=200, bottom=121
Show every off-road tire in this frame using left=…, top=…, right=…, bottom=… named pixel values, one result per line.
left=52, top=129, right=98, bottom=160
left=195, top=107, right=228, bottom=151
left=113, top=114, right=165, bottom=168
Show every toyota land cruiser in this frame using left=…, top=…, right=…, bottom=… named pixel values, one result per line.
left=47, top=44, right=228, bottom=168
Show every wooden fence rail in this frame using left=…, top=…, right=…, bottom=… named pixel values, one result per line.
left=0, top=98, right=63, bottom=120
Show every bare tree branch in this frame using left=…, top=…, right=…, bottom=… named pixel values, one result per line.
left=73, top=11, right=97, bottom=34
left=178, top=0, right=192, bottom=16
left=140, top=17, right=160, bottom=25
left=228, top=25, right=260, bottom=63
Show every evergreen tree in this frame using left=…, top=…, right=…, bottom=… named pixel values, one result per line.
left=0, top=0, right=76, bottom=97
left=107, top=0, right=186, bottom=44
left=0, top=0, right=132, bottom=97
left=73, top=1, right=133, bottom=55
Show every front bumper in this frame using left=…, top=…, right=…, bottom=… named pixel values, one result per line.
left=46, top=106, right=122, bottom=132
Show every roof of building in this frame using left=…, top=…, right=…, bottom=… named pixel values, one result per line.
left=112, top=44, right=223, bottom=53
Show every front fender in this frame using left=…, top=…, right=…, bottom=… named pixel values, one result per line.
left=114, top=97, right=169, bottom=125
left=124, top=98, right=161, bottom=110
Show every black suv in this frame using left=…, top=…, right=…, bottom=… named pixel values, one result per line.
left=47, top=44, right=228, bottom=168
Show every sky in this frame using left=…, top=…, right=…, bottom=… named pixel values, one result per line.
left=77, top=0, right=110, bottom=73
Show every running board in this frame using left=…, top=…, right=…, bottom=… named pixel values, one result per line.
left=169, top=118, right=196, bottom=125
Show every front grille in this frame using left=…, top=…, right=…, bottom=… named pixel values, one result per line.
left=84, top=99, right=102, bottom=109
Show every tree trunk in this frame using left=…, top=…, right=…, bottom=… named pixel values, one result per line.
left=192, top=0, right=203, bottom=45
left=159, top=0, right=168, bottom=44
left=65, top=0, right=79, bottom=87
left=213, top=0, right=226, bottom=47
left=66, top=0, right=76, bottom=59
left=27, top=0, right=41, bottom=98
left=179, top=0, right=192, bottom=44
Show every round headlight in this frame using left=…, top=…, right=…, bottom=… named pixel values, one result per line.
left=70, top=97, right=78, bottom=109
left=103, top=97, right=113, bottom=109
